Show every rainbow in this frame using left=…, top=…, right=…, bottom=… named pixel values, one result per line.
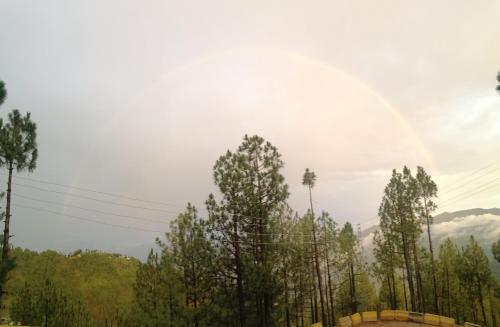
left=138, top=48, right=435, bottom=170
left=63, top=48, right=436, bottom=223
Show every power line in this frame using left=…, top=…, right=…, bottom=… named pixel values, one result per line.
left=12, top=192, right=171, bottom=225
left=439, top=158, right=500, bottom=195
left=439, top=176, right=500, bottom=206
left=11, top=195, right=340, bottom=241
left=5, top=181, right=182, bottom=214
left=14, top=204, right=334, bottom=246
left=1, top=179, right=286, bottom=223
left=0, top=173, right=185, bottom=208
left=15, top=204, right=165, bottom=233
left=0, top=175, right=353, bottom=224
left=0, top=176, right=379, bottom=234
left=438, top=177, right=500, bottom=209
left=4, top=159, right=500, bottom=232
left=13, top=192, right=321, bottom=237
left=0, top=175, right=367, bottom=227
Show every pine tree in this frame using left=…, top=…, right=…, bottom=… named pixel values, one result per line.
left=206, top=135, right=289, bottom=326
left=302, top=168, right=327, bottom=326
left=338, top=222, right=359, bottom=314
left=319, top=211, right=337, bottom=327
left=436, top=239, right=462, bottom=321
left=166, top=204, right=215, bottom=326
left=373, top=230, right=398, bottom=310
left=378, top=169, right=417, bottom=311
left=415, top=166, right=439, bottom=313
left=0, top=109, right=38, bottom=260
left=131, top=249, right=183, bottom=326
left=288, top=214, right=315, bottom=326
left=460, top=236, right=493, bottom=326
left=10, top=278, right=94, bottom=327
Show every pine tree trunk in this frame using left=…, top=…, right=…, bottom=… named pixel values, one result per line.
left=293, top=286, right=300, bottom=327
left=192, top=260, right=199, bottom=327
left=300, top=284, right=305, bottom=327
left=298, top=270, right=305, bottom=327
left=391, top=267, right=397, bottom=309
left=233, top=220, right=246, bottom=327
left=445, top=266, right=451, bottom=317
left=402, top=233, right=416, bottom=311
left=423, top=198, right=439, bottom=314
left=326, top=253, right=335, bottom=326
left=386, top=275, right=392, bottom=308
left=2, top=162, right=13, bottom=260
left=402, top=268, right=408, bottom=311
left=308, top=186, right=327, bottom=326
left=488, top=286, right=496, bottom=327
left=470, top=291, right=478, bottom=323
left=411, top=235, right=425, bottom=312
left=254, top=156, right=271, bottom=327
left=387, top=271, right=397, bottom=310
left=477, top=280, right=488, bottom=327
left=311, top=260, right=318, bottom=324
left=283, top=256, right=291, bottom=327
left=349, top=261, right=357, bottom=313
left=323, top=263, right=331, bottom=327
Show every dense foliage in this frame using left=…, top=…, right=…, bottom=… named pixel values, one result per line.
left=11, top=278, right=94, bottom=327
left=5, top=248, right=139, bottom=326
left=374, top=167, right=499, bottom=326
left=2, top=134, right=499, bottom=327
left=123, top=137, right=498, bottom=327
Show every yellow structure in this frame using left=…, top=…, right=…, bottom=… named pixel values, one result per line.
left=333, top=310, right=460, bottom=327
left=395, top=310, right=409, bottom=321
left=338, top=316, right=352, bottom=327
left=409, top=312, right=424, bottom=323
left=351, top=313, right=362, bottom=326
left=439, top=316, right=455, bottom=327
left=311, top=323, right=323, bottom=327
left=380, top=310, right=395, bottom=321
left=362, top=311, right=377, bottom=322
left=424, top=313, right=440, bottom=326
left=464, top=323, right=481, bottom=327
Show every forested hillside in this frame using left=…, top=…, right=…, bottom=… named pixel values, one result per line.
left=5, top=248, right=139, bottom=325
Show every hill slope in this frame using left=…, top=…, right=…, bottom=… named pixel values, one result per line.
left=5, top=248, right=140, bottom=324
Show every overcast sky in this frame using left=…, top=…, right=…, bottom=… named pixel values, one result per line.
left=0, top=1, right=499, bottom=256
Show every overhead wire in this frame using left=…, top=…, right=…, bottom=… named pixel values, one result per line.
left=438, top=177, right=500, bottom=209
left=0, top=172, right=185, bottom=208
left=438, top=158, right=500, bottom=194
left=3, top=181, right=181, bottom=214
left=0, top=174, right=393, bottom=229
left=12, top=192, right=171, bottom=224
left=0, top=177, right=289, bottom=223
left=14, top=204, right=337, bottom=247
left=15, top=204, right=165, bottom=233
left=9, top=192, right=345, bottom=244
left=0, top=174, right=445, bottom=233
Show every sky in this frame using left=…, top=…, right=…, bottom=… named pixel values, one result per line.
left=0, top=1, right=499, bottom=257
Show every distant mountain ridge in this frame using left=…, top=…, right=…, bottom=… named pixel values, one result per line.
left=433, top=207, right=500, bottom=223
left=359, top=207, right=500, bottom=277
left=360, top=207, right=500, bottom=238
